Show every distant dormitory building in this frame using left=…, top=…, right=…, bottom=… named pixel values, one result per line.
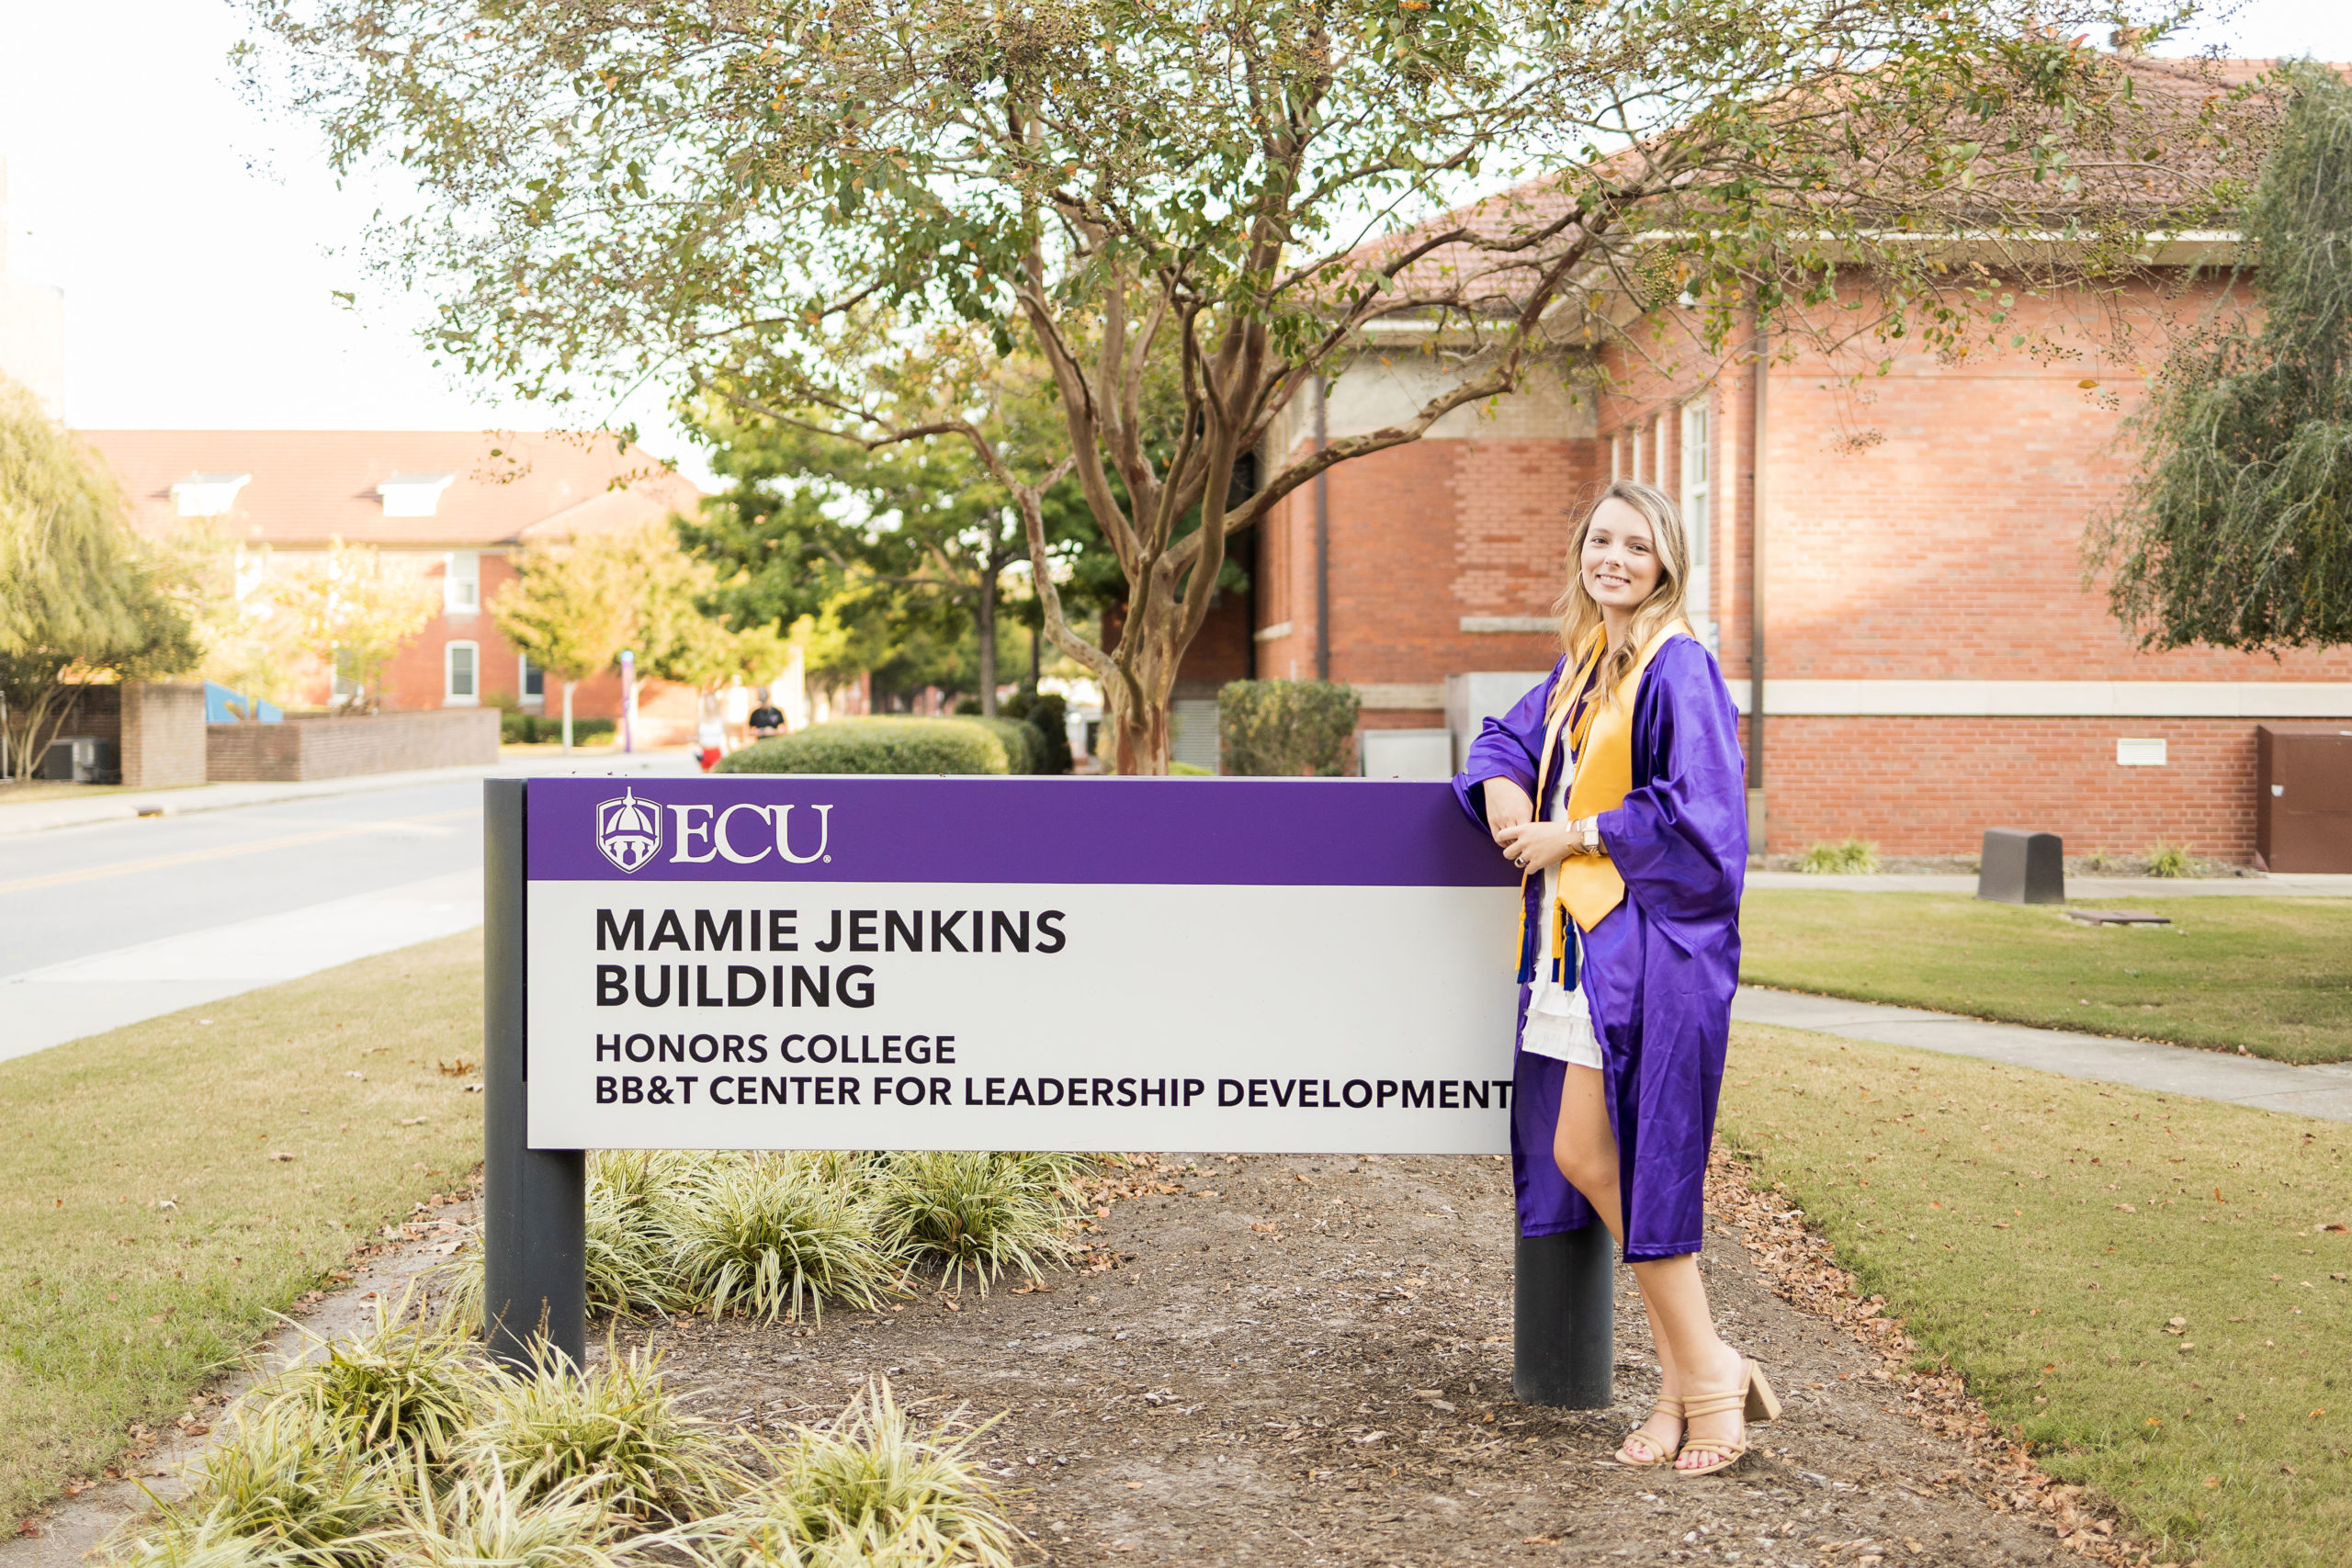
left=85, top=429, right=708, bottom=743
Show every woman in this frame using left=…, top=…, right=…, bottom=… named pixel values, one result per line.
left=1451, top=479, right=1774, bottom=1475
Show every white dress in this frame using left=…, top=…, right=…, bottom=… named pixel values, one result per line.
left=1518, top=740, right=1605, bottom=1069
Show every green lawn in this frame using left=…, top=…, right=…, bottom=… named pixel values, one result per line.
left=1739, top=890, right=2352, bottom=1063
left=1721, top=1024, right=2352, bottom=1568
left=0, top=931, right=486, bottom=1525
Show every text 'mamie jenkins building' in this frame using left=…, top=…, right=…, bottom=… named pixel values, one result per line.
left=1183, top=62, right=2352, bottom=865
left=85, top=430, right=706, bottom=741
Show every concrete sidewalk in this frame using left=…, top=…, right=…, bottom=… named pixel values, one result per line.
left=1747, top=870, right=2352, bottom=897
left=1735, top=986, right=2352, bottom=1123
left=0, top=750, right=695, bottom=836
left=0, top=870, right=485, bottom=1062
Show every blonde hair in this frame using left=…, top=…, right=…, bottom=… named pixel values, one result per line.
left=1550, top=479, right=1692, bottom=714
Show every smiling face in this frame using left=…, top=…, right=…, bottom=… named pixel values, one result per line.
left=1578, top=496, right=1663, bottom=616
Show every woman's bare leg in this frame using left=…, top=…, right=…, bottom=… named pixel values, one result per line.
left=1552, top=1066, right=1690, bottom=1461
left=1626, top=1255, right=1744, bottom=1468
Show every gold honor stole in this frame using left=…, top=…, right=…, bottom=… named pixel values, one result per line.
left=1516, top=618, right=1694, bottom=983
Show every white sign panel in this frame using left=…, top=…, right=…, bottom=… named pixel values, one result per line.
left=524, top=777, right=1521, bottom=1153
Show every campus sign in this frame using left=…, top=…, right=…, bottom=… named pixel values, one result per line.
left=521, top=776, right=1521, bottom=1154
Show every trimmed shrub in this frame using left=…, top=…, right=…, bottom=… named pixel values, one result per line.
left=962, top=716, right=1043, bottom=774
left=502, top=714, right=616, bottom=746
left=1001, top=692, right=1073, bottom=774
left=1218, top=680, right=1361, bottom=776
left=716, top=719, right=1007, bottom=776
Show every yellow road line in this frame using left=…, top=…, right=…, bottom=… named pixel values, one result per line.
left=0, top=807, right=480, bottom=897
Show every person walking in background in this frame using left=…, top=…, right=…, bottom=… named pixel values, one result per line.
left=695, top=700, right=728, bottom=773
left=1452, top=479, right=1771, bottom=1476
left=748, top=688, right=786, bottom=740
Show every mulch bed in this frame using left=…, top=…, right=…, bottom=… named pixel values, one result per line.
left=611, top=1153, right=2154, bottom=1567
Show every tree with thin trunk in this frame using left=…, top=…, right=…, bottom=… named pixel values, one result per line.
left=273, top=540, right=437, bottom=713
left=683, top=341, right=1117, bottom=716
left=244, top=0, right=2248, bottom=770
left=0, top=378, right=198, bottom=776
left=2091, top=61, right=2352, bottom=653
left=490, top=532, right=640, bottom=750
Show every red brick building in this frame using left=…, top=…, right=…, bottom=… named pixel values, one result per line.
left=85, top=429, right=709, bottom=741
left=1213, top=65, right=2352, bottom=862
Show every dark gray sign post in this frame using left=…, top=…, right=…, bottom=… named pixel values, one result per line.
left=1515, top=1229, right=1614, bottom=1406
left=481, top=779, right=585, bottom=1371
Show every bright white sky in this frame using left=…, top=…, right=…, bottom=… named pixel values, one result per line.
left=2, top=0, right=2349, bottom=469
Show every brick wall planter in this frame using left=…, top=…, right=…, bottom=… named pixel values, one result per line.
left=34, top=682, right=209, bottom=788
left=206, top=708, right=501, bottom=782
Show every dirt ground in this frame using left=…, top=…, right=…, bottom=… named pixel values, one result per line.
left=621, top=1154, right=2079, bottom=1567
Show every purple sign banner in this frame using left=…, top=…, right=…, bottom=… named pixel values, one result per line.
left=526, top=776, right=1514, bottom=887
left=523, top=776, right=1521, bottom=1154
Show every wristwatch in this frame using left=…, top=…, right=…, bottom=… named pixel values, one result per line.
left=1569, top=817, right=1602, bottom=855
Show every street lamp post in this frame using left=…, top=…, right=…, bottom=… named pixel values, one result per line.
left=619, top=650, right=636, bottom=753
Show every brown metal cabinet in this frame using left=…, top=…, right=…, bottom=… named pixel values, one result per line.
left=2256, top=724, right=2352, bottom=873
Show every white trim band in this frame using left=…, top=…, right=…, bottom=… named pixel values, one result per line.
left=1728, top=680, right=2352, bottom=718
left=1460, top=615, right=1556, bottom=635
left=1253, top=621, right=1294, bottom=643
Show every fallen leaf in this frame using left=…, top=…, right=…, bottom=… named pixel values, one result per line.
left=267, top=1152, right=296, bottom=1162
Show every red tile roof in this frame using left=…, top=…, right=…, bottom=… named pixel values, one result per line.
left=78, top=428, right=702, bottom=547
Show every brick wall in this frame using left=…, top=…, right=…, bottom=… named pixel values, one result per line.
left=119, top=683, right=208, bottom=788
left=1253, top=435, right=1594, bottom=688
left=1761, top=716, right=2269, bottom=860
left=206, top=708, right=500, bottom=782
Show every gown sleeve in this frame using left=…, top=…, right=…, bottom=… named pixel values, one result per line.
left=1593, top=638, right=1747, bottom=942
left=1451, top=657, right=1566, bottom=829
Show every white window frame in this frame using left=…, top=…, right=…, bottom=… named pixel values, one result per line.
left=445, top=640, right=481, bottom=706
left=518, top=653, right=546, bottom=709
left=1679, top=398, right=1714, bottom=646
left=444, top=551, right=481, bottom=617
left=1630, top=426, right=1645, bottom=486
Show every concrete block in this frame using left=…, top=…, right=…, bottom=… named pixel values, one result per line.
left=1978, top=828, right=2064, bottom=904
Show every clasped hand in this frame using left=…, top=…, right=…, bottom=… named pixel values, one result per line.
left=1481, top=779, right=1577, bottom=873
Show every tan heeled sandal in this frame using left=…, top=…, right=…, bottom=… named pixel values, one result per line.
left=1613, top=1396, right=1684, bottom=1467
left=1674, top=1359, right=1781, bottom=1477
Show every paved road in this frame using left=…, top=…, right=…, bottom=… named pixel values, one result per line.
left=0, top=757, right=694, bottom=1060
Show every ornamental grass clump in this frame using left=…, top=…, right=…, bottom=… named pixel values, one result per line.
left=582, top=1151, right=700, bottom=1316
left=260, top=1306, right=488, bottom=1468
left=458, top=1344, right=736, bottom=1522
left=878, top=1153, right=1074, bottom=1296
left=135, top=1404, right=398, bottom=1568
left=703, top=1383, right=1015, bottom=1568
left=389, top=1467, right=628, bottom=1568
left=107, top=1525, right=299, bottom=1568
left=1797, top=839, right=1879, bottom=874
left=2144, top=840, right=2196, bottom=878
left=671, top=1156, right=897, bottom=1323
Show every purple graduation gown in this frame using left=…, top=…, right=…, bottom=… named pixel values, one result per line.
left=1451, top=637, right=1747, bottom=1261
